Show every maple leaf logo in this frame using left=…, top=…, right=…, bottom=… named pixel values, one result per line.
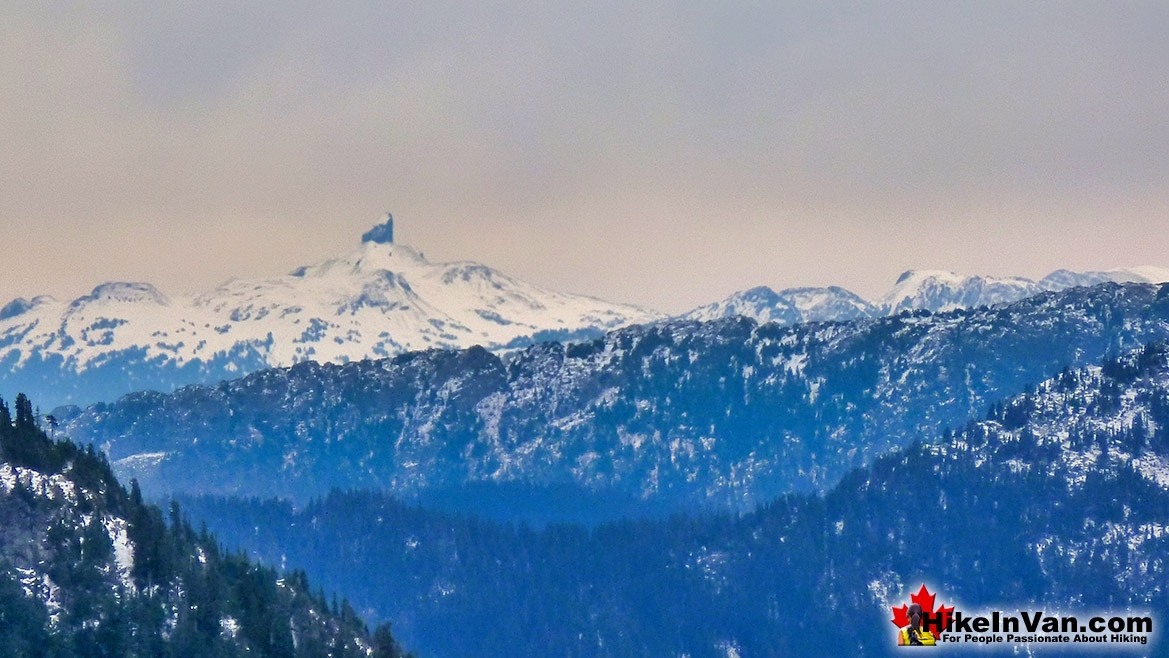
left=890, top=584, right=954, bottom=635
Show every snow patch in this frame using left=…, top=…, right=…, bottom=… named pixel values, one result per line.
left=103, top=515, right=136, bottom=592
left=220, top=616, right=241, bottom=639
left=0, top=462, right=77, bottom=502
left=17, top=568, right=63, bottom=627
left=1133, top=454, right=1169, bottom=489
left=114, top=451, right=170, bottom=468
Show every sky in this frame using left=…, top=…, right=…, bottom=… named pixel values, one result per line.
left=2, top=2, right=1168, bottom=314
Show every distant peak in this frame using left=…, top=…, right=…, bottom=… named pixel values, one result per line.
left=740, top=285, right=778, bottom=296
left=893, top=269, right=962, bottom=285
left=361, top=212, right=395, bottom=245
left=78, top=282, right=170, bottom=306
left=0, top=297, right=34, bottom=321
left=734, top=286, right=783, bottom=303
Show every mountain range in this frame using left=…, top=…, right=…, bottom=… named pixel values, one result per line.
left=684, top=266, right=1169, bottom=323
left=7, top=219, right=1169, bottom=655
left=3, top=213, right=1166, bottom=408
left=178, top=341, right=1169, bottom=656
left=61, top=281, right=1169, bottom=519
left=33, top=280, right=1169, bottom=655
left=0, top=215, right=659, bottom=406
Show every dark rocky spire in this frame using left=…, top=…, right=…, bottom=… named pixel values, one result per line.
left=361, top=213, right=395, bottom=244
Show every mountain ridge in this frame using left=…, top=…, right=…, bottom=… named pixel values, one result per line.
left=178, top=340, right=1169, bottom=657
left=61, top=281, right=1169, bottom=516
left=6, top=212, right=1167, bottom=409
left=0, top=216, right=660, bottom=406
left=0, top=393, right=412, bottom=657
left=685, top=265, right=1169, bottom=324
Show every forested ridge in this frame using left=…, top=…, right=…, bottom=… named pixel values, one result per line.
left=0, top=393, right=411, bottom=658
left=182, top=344, right=1169, bottom=656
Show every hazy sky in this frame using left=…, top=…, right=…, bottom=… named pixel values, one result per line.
left=3, top=2, right=1168, bottom=313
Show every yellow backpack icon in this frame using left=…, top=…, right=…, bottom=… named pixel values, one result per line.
left=898, top=628, right=937, bottom=646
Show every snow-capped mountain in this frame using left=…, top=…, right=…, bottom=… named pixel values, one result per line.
left=876, top=269, right=1041, bottom=314
left=62, top=281, right=1169, bottom=512
left=0, top=214, right=661, bottom=406
left=1038, top=266, right=1169, bottom=291
left=683, top=285, right=876, bottom=324
left=8, top=210, right=1167, bottom=409
left=687, top=266, right=1169, bottom=324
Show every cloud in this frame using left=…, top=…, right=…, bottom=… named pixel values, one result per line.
left=2, top=2, right=1169, bottom=311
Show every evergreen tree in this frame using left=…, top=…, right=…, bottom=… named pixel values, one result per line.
left=13, top=393, right=35, bottom=430
left=0, top=394, right=411, bottom=658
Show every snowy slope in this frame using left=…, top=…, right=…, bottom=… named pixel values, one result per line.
left=683, top=286, right=875, bottom=324
left=63, top=281, right=1169, bottom=510
left=181, top=238, right=660, bottom=367
left=877, top=269, right=1040, bottom=314
left=1038, top=266, right=1169, bottom=291
left=0, top=216, right=661, bottom=405
left=688, top=267, right=1169, bottom=324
